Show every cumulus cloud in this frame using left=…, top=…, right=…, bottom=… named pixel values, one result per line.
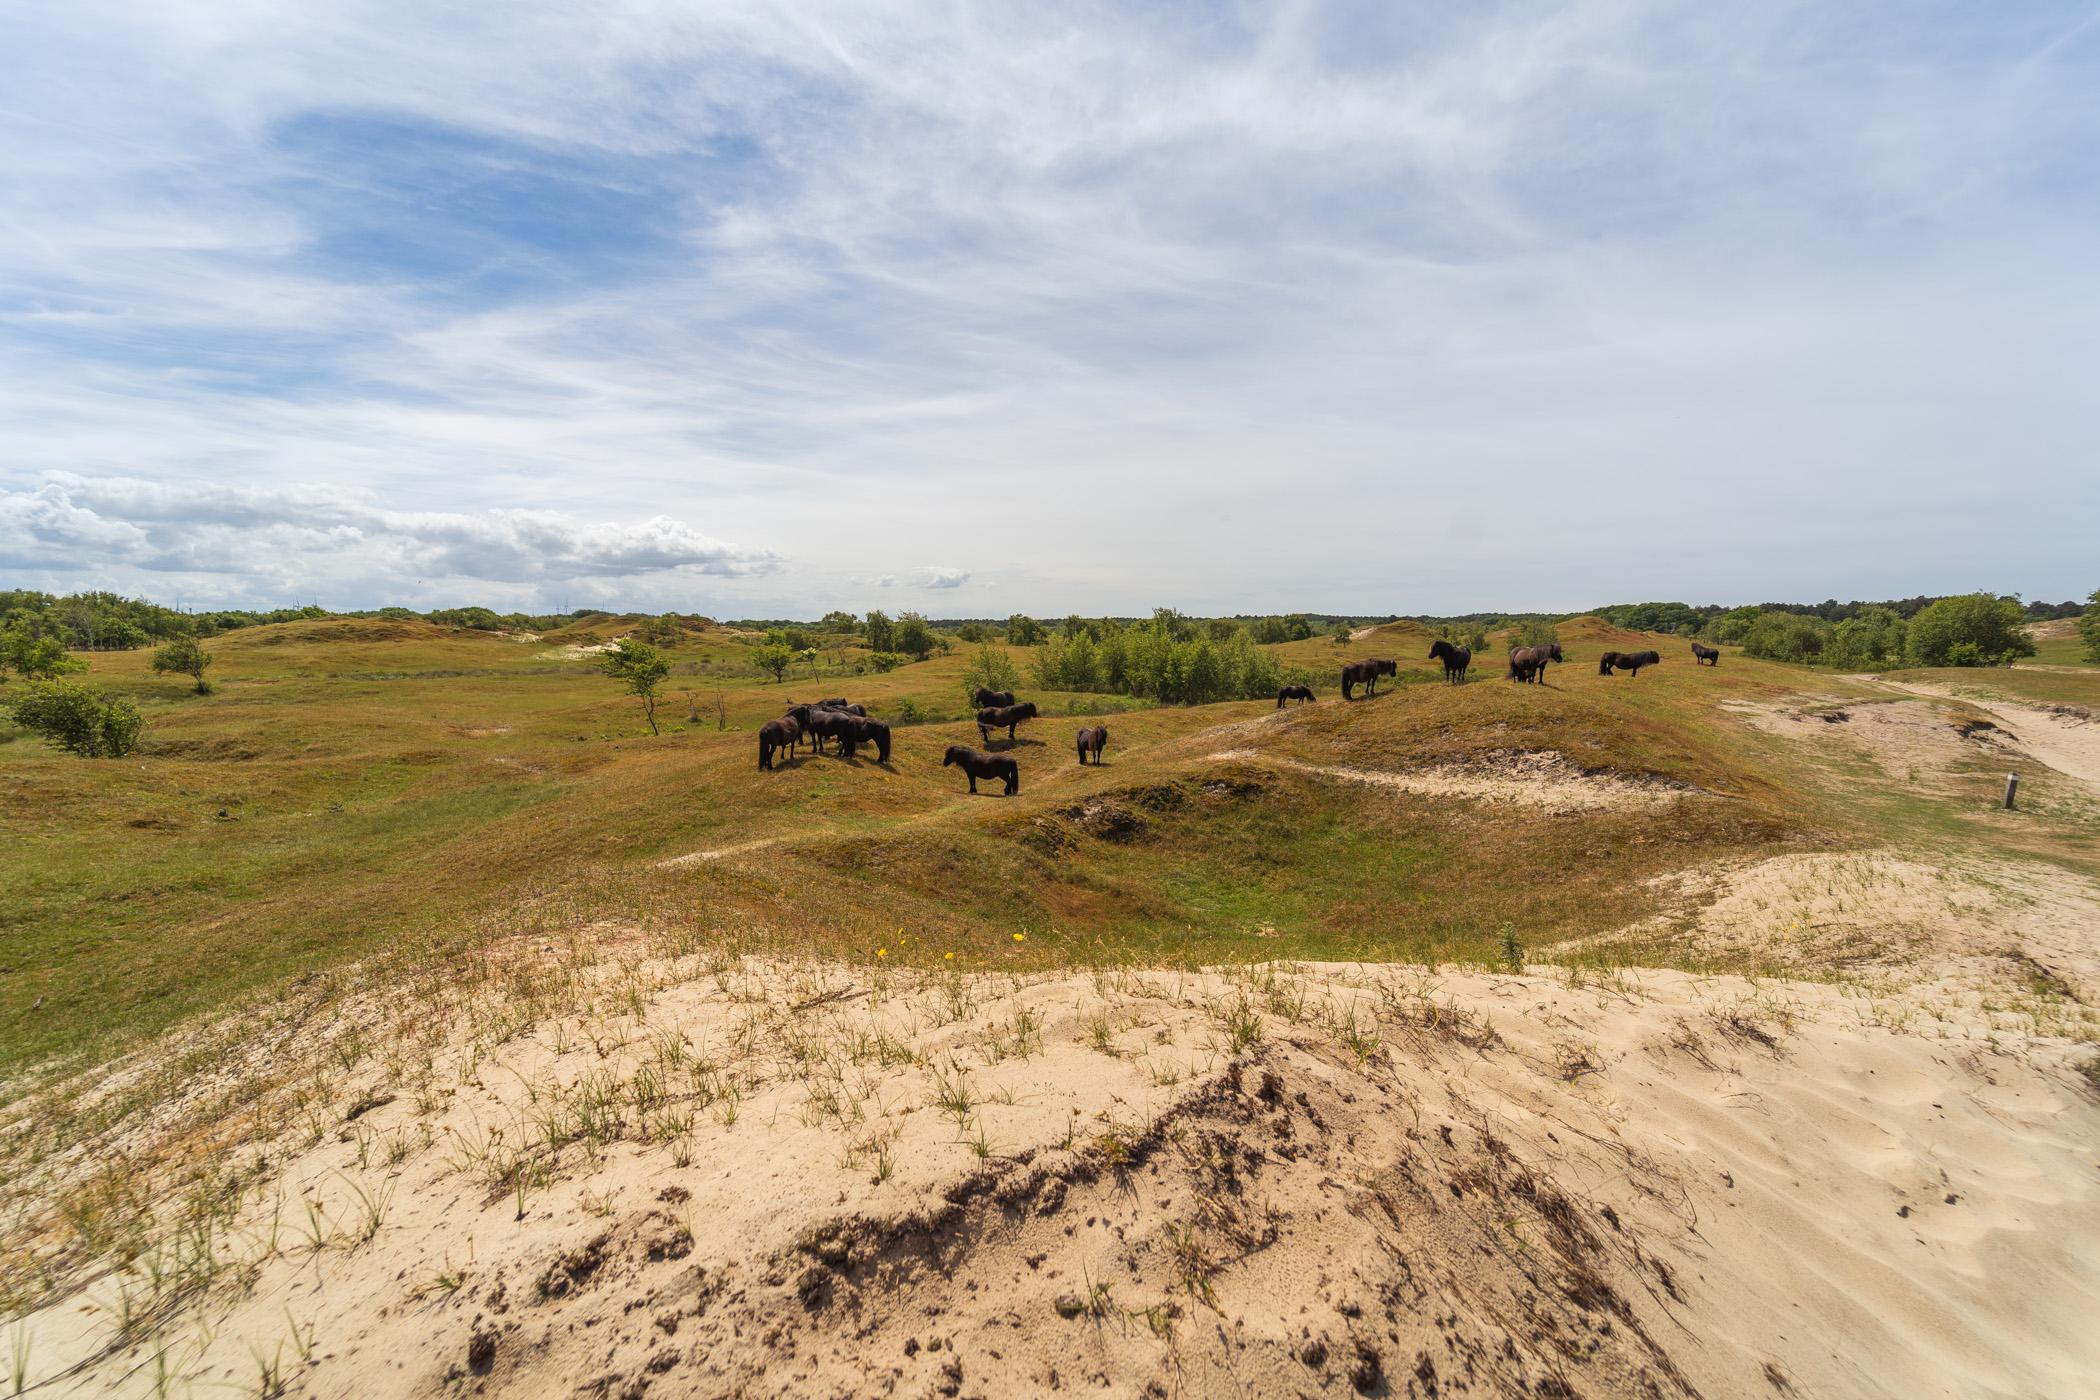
left=915, top=567, right=970, bottom=590
left=0, top=475, right=776, bottom=598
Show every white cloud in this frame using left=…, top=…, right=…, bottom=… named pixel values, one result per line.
left=1, top=3, right=2097, bottom=612
left=915, top=567, right=970, bottom=590
left=0, top=474, right=775, bottom=599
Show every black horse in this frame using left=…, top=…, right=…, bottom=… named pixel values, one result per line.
left=836, top=714, right=892, bottom=762
left=758, top=716, right=801, bottom=770
left=1427, top=640, right=1472, bottom=685
left=972, top=687, right=1017, bottom=709
left=1507, top=643, right=1561, bottom=683
left=1691, top=643, right=1719, bottom=667
left=945, top=745, right=1018, bottom=795
left=790, top=704, right=856, bottom=753
left=1341, top=658, right=1397, bottom=700
left=1075, top=725, right=1108, bottom=765
left=976, top=701, right=1038, bottom=744
left=1276, top=683, right=1315, bottom=707
left=1599, top=650, right=1661, bottom=676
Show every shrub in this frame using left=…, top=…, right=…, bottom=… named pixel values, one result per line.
left=151, top=635, right=214, bottom=693
left=868, top=651, right=905, bottom=673
left=8, top=681, right=144, bottom=757
left=894, top=613, right=937, bottom=661
left=1903, top=594, right=2034, bottom=668
left=751, top=642, right=794, bottom=683
left=960, top=643, right=1020, bottom=700
left=863, top=610, right=895, bottom=652
left=0, top=628, right=84, bottom=682
left=1513, top=619, right=1560, bottom=649
left=2082, top=589, right=2100, bottom=664
left=1739, top=611, right=1829, bottom=663
left=1005, top=614, right=1046, bottom=646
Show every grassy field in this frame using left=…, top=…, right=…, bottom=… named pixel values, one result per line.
left=3, top=613, right=2093, bottom=1077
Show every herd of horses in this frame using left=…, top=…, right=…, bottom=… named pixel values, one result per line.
left=760, top=639, right=1718, bottom=790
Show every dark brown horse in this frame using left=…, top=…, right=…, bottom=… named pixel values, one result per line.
left=976, top=701, right=1038, bottom=744
left=791, top=704, right=856, bottom=752
left=1507, top=643, right=1561, bottom=683
left=1599, top=650, right=1661, bottom=676
left=1341, top=658, right=1397, bottom=700
left=1691, top=642, right=1719, bottom=666
left=1427, top=640, right=1471, bottom=684
left=945, top=745, right=1018, bottom=795
left=971, top=687, right=1016, bottom=709
left=837, top=714, right=892, bottom=762
left=1076, top=725, right=1108, bottom=765
left=758, top=715, right=800, bottom=770
left=1275, top=683, right=1315, bottom=707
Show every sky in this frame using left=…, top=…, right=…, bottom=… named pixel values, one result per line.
left=2, top=2, right=2097, bottom=618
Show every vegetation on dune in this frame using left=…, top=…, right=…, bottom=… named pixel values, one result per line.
left=1724, top=593, right=2040, bottom=670
left=6, top=680, right=144, bottom=757
left=2079, top=589, right=2100, bottom=664
left=149, top=635, right=213, bottom=693
left=597, top=637, right=673, bottom=734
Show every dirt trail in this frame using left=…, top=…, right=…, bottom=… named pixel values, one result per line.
left=656, top=836, right=785, bottom=868
left=1862, top=677, right=2100, bottom=790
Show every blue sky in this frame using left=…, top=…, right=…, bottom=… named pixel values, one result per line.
left=2, top=2, right=2096, bottom=616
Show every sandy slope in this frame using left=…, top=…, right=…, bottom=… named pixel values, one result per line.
left=16, top=936, right=2100, bottom=1400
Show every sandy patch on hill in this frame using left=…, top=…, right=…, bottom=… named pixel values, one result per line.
left=657, top=836, right=786, bottom=868
left=1866, top=680, right=2100, bottom=792
left=536, top=638, right=625, bottom=662
left=1725, top=696, right=2024, bottom=781
left=12, top=940, right=2100, bottom=1400
left=1210, top=747, right=1698, bottom=813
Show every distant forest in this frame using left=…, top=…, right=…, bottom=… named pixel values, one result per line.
left=1, top=586, right=2089, bottom=667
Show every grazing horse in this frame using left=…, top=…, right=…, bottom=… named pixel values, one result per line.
left=793, top=704, right=855, bottom=753
left=1599, top=650, right=1661, bottom=677
left=1275, top=683, right=1315, bottom=707
left=1341, top=658, right=1398, bottom=700
left=1507, top=643, right=1562, bottom=683
left=1076, top=725, right=1108, bottom=765
left=945, top=745, right=1018, bottom=795
left=972, top=687, right=1017, bottom=709
left=1427, top=640, right=1472, bottom=685
left=1691, top=642, right=1719, bottom=667
left=758, top=716, right=800, bottom=770
left=976, top=701, right=1038, bottom=744
left=836, top=714, right=892, bottom=763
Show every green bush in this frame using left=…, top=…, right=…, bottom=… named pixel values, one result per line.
left=2082, top=589, right=2100, bottom=664
left=151, top=635, right=214, bottom=693
left=894, top=613, right=937, bottom=661
left=1903, top=594, right=2034, bottom=668
left=8, top=681, right=144, bottom=757
left=1739, top=611, right=1830, bottom=663
left=960, top=643, right=1020, bottom=700
left=867, top=651, right=905, bottom=673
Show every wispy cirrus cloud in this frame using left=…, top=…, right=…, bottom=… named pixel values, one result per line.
left=2, top=3, right=2098, bottom=612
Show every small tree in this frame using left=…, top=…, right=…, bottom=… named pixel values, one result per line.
left=597, top=637, right=673, bottom=733
left=2078, top=589, right=2100, bottom=664
left=752, top=642, right=794, bottom=682
left=894, top=612, right=937, bottom=661
left=868, top=652, right=905, bottom=673
left=8, top=681, right=144, bottom=757
left=152, top=635, right=214, bottom=693
left=1330, top=620, right=1353, bottom=646
left=819, top=610, right=860, bottom=635
left=864, top=610, right=895, bottom=652
left=1005, top=614, right=1045, bottom=646
left=0, top=628, right=85, bottom=683
left=960, top=643, right=1021, bottom=701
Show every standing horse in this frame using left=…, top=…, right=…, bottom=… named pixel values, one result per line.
left=758, top=716, right=800, bottom=770
left=1076, top=726, right=1108, bottom=765
left=972, top=687, right=1016, bottom=709
left=837, top=714, right=892, bottom=762
left=976, top=701, right=1038, bottom=744
left=1691, top=643, right=1719, bottom=666
left=1427, top=640, right=1472, bottom=684
left=1507, top=643, right=1561, bottom=683
left=1342, top=658, right=1398, bottom=700
left=1275, top=684, right=1315, bottom=707
left=945, top=745, right=1018, bottom=795
left=1599, top=650, right=1661, bottom=676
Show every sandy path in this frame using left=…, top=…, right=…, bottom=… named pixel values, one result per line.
left=1866, top=678, right=2100, bottom=790
left=1211, top=746, right=1694, bottom=812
